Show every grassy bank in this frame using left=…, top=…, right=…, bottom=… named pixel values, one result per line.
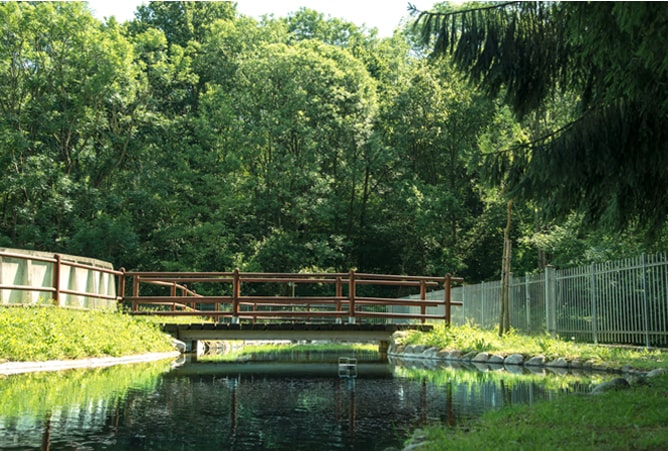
left=402, top=323, right=668, bottom=450
left=0, top=306, right=174, bottom=362
left=399, top=322, right=667, bottom=370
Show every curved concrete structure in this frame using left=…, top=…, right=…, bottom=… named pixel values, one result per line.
left=0, top=248, right=118, bottom=310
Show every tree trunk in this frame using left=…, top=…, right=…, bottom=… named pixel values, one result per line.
left=499, top=199, right=513, bottom=336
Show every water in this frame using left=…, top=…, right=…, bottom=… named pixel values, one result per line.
left=0, top=353, right=610, bottom=450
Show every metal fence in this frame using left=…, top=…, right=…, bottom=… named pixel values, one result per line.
left=447, top=253, right=668, bottom=347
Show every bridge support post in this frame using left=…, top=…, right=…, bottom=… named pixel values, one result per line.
left=378, top=340, right=389, bottom=356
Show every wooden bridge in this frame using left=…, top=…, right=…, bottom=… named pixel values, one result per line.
left=120, top=270, right=463, bottom=351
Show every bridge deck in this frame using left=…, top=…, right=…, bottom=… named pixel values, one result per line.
left=163, top=322, right=432, bottom=343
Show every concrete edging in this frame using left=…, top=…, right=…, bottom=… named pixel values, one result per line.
left=0, top=351, right=180, bottom=375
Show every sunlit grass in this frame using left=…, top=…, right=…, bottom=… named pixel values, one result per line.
left=0, top=306, right=175, bottom=362
left=398, top=322, right=667, bottom=370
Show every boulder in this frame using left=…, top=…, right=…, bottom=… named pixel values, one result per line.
left=525, top=355, right=546, bottom=366
left=504, top=354, right=524, bottom=366
left=472, top=352, right=490, bottom=363
left=488, top=354, right=505, bottom=365
left=436, top=350, right=450, bottom=359
left=647, top=368, right=668, bottom=379
left=448, top=350, right=462, bottom=361
left=591, top=377, right=630, bottom=394
left=546, top=357, right=569, bottom=368
left=461, top=351, right=478, bottom=361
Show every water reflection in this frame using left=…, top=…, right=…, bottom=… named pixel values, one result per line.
left=0, top=353, right=612, bottom=451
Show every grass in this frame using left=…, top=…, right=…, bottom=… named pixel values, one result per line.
left=400, top=322, right=668, bottom=450
left=398, top=322, right=667, bottom=370
left=412, top=371, right=668, bottom=450
left=0, top=306, right=175, bottom=362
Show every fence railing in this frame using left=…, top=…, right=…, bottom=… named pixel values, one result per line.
left=449, top=253, right=668, bottom=347
left=0, top=249, right=121, bottom=310
left=122, top=270, right=463, bottom=325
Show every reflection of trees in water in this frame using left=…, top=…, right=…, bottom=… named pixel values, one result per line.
left=1, top=361, right=602, bottom=450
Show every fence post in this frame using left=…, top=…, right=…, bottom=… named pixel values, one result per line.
left=53, top=254, right=62, bottom=307
left=444, top=274, right=452, bottom=327
left=118, top=268, right=126, bottom=309
left=232, top=268, right=240, bottom=325
left=590, top=263, right=598, bottom=344
left=420, top=279, right=427, bottom=324
left=132, top=273, right=140, bottom=312
left=348, top=270, right=356, bottom=324
left=480, top=281, right=485, bottom=327
left=336, top=276, right=343, bottom=324
left=641, top=253, right=650, bottom=348
left=545, top=265, right=557, bottom=337
left=525, top=273, right=531, bottom=331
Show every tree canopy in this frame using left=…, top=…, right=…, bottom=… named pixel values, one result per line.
left=0, top=1, right=664, bottom=287
left=412, top=1, right=668, bottom=237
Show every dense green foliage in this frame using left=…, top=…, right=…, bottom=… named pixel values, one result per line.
left=0, top=307, right=174, bottom=361
left=1, top=1, right=664, bottom=288
left=413, top=1, right=668, bottom=239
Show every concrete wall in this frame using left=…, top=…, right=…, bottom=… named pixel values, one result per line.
left=0, top=249, right=117, bottom=310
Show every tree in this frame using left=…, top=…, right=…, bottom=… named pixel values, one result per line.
left=0, top=2, right=143, bottom=259
left=411, top=2, right=668, bottom=239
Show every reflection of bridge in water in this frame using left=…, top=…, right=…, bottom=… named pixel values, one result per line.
left=121, top=270, right=463, bottom=351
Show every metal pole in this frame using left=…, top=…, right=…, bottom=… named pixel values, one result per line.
left=525, top=273, right=531, bottom=332
left=348, top=270, right=356, bottom=324
left=590, top=263, right=598, bottom=344
left=444, top=274, right=452, bottom=327
left=641, top=253, right=650, bottom=348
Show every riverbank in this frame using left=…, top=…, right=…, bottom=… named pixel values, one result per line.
left=0, top=306, right=176, bottom=371
left=396, top=324, right=668, bottom=450
left=0, top=351, right=180, bottom=375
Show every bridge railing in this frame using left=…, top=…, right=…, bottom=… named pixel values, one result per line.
left=121, top=270, right=463, bottom=324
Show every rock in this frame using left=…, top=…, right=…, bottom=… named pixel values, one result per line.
left=472, top=352, right=489, bottom=362
left=448, top=350, right=462, bottom=361
left=525, top=355, right=546, bottom=366
left=546, top=357, right=569, bottom=368
left=591, top=377, right=630, bottom=394
left=488, top=354, right=505, bottom=364
left=405, top=345, right=426, bottom=354
left=436, top=350, right=450, bottom=359
left=424, top=347, right=440, bottom=356
left=504, top=354, right=524, bottom=366
left=461, top=351, right=478, bottom=361
left=647, top=368, right=668, bottom=379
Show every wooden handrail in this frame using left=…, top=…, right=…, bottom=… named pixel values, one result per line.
left=122, top=269, right=463, bottom=325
